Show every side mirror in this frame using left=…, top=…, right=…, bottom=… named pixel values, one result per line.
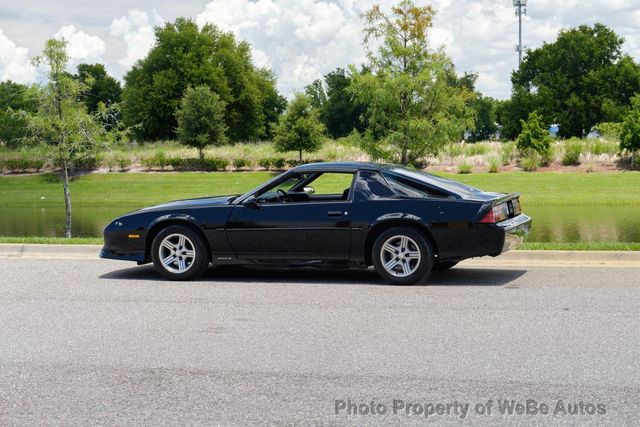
left=303, top=186, right=315, bottom=195
left=243, top=198, right=262, bottom=209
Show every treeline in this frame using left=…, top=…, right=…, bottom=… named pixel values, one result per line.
left=2, top=4, right=640, bottom=163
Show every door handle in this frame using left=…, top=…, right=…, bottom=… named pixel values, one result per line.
left=327, top=210, right=344, bottom=217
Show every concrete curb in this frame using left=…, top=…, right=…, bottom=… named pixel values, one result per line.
left=1, top=244, right=640, bottom=267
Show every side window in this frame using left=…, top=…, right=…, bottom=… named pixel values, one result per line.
left=382, top=171, right=449, bottom=198
left=354, top=171, right=396, bottom=200
left=306, top=172, right=354, bottom=196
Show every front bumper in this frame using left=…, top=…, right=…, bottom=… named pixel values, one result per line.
left=497, top=214, right=532, bottom=253
left=99, top=248, right=146, bottom=262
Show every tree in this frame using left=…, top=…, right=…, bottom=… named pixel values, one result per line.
left=469, top=96, right=499, bottom=141
left=620, top=94, right=640, bottom=166
left=0, top=81, right=40, bottom=148
left=26, top=38, right=105, bottom=238
left=511, top=23, right=640, bottom=138
left=176, top=85, right=227, bottom=159
left=348, top=0, right=475, bottom=166
left=273, top=93, right=325, bottom=161
left=76, top=63, right=121, bottom=113
left=121, top=18, right=283, bottom=142
left=305, top=67, right=368, bottom=139
left=516, top=111, right=552, bottom=158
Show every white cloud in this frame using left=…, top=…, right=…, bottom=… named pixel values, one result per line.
left=54, top=25, right=106, bottom=69
left=196, top=0, right=371, bottom=97
left=0, top=28, right=36, bottom=83
left=109, top=9, right=164, bottom=68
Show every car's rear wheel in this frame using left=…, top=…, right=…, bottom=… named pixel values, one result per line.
left=433, top=261, right=459, bottom=271
left=372, top=227, right=434, bottom=285
left=151, top=225, right=209, bottom=280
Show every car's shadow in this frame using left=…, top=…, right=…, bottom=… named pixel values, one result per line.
left=100, top=264, right=526, bottom=287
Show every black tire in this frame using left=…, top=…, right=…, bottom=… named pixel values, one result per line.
left=151, top=225, right=209, bottom=280
left=433, top=261, right=459, bottom=271
left=372, top=227, right=434, bottom=285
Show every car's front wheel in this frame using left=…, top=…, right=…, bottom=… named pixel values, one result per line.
left=372, top=227, right=434, bottom=285
left=151, top=225, right=209, bottom=280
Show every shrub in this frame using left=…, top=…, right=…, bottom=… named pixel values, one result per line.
left=258, top=158, right=272, bottom=170
left=168, top=157, right=184, bottom=170
left=141, top=157, right=155, bottom=171
left=271, top=157, right=286, bottom=169
left=199, top=157, right=228, bottom=171
left=446, top=143, right=464, bottom=158
left=75, top=156, right=98, bottom=170
left=286, top=159, right=300, bottom=168
left=589, top=139, right=618, bottom=155
left=520, top=152, right=540, bottom=171
left=594, top=122, right=622, bottom=141
left=517, top=112, right=552, bottom=157
left=500, top=141, right=517, bottom=165
left=457, top=162, right=472, bottom=174
left=3, top=157, right=44, bottom=172
left=487, top=156, right=500, bottom=173
left=562, top=138, right=584, bottom=166
left=117, top=156, right=132, bottom=171
left=233, top=158, right=249, bottom=169
left=463, top=143, right=489, bottom=156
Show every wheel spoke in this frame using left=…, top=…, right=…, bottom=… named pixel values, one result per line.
left=383, top=258, right=398, bottom=272
left=177, top=257, right=186, bottom=271
left=162, top=255, right=176, bottom=267
left=178, top=235, right=186, bottom=248
left=183, top=249, right=195, bottom=258
left=382, top=242, right=397, bottom=255
left=401, top=261, right=411, bottom=275
left=162, top=240, right=174, bottom=251
left=405, top=251, right=420, bottom=259
left=400, top=236, right=408, bottom=251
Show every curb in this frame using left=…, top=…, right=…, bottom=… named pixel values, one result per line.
left=1, top=244, right=640, bottom=267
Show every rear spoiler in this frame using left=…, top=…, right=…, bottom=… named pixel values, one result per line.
left=490, top=192, right=520, bottom=207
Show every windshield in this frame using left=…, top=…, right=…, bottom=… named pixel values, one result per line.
left=385, top=167, right=484, bottom=198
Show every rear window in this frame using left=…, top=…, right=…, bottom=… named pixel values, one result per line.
left=384, top=168, right=482, bottom=198
left=354, top=171, right=396, bottom=200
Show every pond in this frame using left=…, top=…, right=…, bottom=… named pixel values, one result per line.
left=0, top=204, right=639, bottom=243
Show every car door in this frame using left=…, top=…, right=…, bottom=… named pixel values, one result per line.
left=225, top=172, right=354, bottom=260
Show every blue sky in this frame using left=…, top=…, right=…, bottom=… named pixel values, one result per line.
left=1, top=0, right=639, bottom=99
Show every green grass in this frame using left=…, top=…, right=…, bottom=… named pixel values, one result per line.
left=2, top=170, right=640, bottom=208
left=521, top=242, right=640, bottom=251
left=1, top=237, right=636, bottom=251
left=0, top=236, right=102, bottom=245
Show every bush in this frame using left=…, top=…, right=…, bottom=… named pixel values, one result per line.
left=168, top=157, right=184, bottom=170
left=233, top=158, right=249, bottom=169
left=457, top=162, right=472, bottom=174
left=487, top=156, right=500, bottom=173
left=198, top=157, right=228, bottom=171
left=2, top=157, right=45, bottom=172
left=446, top=143, right=464, bottom=158
left=463, top=143, right=489, bottom=156
left=271, top=157, right=286, bottom=169
left=75, top=156, right=98, bottom=170
left=258, top=158, right=272, bottom=170
left=500, top=141, right=517, bottom=165
left=286, top=159, right=301, bottom=167
left=562, top=138, right=584, bottom=166
left=117, top=156, right=132, bottom=171
left=520, top=153, right=540, bottom=171
left=594, top=122, right=622, bottom=141
left=588, top=139, right=618, bottom=155
left=142, top=151, right=169, bottom=170
left=517, top=112, right=552, bottom=157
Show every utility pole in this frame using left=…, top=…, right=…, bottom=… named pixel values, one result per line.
left=513, top=0, right=527, bottom=65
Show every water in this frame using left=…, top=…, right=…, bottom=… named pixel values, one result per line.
left=1, top=204, right=639, bottom=243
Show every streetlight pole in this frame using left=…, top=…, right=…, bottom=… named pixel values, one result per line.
left=513, top=0, right=527, bottom=65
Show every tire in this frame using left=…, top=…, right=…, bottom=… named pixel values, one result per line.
left=151, top=225, right=209, bottom=280
left=372, top=227, right=434, bottom=285
left=433, top=261, right=459, bottom=271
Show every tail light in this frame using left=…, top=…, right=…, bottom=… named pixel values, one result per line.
left=480, top=203, right=509, bottom=223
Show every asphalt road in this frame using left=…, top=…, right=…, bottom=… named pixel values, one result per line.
left=1, top=258, right=639, bottom=426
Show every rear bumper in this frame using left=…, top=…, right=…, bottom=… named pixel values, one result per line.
left=497, top=214, right=532, bottom=253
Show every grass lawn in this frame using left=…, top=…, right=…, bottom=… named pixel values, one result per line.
left=1, top=170, right=639, bottom=208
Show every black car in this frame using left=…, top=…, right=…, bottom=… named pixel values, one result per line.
left=101, top=162, right=532, bottom=285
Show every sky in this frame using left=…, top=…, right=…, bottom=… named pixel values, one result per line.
left=1, top=0, right=640, bottom=100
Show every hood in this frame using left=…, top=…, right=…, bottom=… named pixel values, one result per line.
left=137, top=195, right=237, bottom=212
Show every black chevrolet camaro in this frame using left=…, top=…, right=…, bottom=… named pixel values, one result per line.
left=101, top=162, right=532, bottom=285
